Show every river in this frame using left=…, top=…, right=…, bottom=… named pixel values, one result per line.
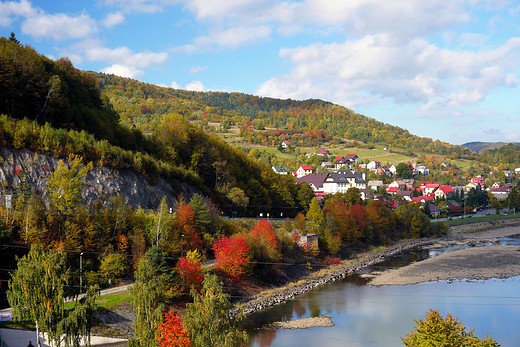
left=242, top=236, right=520, bottom=347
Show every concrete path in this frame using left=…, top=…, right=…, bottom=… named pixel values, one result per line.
left=0, top=328, right=127, bottom=347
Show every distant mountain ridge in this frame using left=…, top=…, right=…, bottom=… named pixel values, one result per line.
left=463, top=142, right=520, bottom=153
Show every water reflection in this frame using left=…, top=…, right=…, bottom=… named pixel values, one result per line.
left=243, top=236, right=520, bottom=347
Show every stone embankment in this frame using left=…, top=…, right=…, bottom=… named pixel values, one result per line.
left=233, top=217, right=520, bottom=317
left=232, top=237, right=433, bottom=316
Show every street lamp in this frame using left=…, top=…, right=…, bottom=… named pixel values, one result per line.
left=80, top=252, right=83, bottom=294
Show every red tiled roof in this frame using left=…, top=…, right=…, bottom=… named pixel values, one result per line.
left=300, top=165, right=313, bottom=170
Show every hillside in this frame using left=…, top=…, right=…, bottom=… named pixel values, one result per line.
left=91, top=72, right=472, bottom=158
left=463, top=141, right=520, bottom=153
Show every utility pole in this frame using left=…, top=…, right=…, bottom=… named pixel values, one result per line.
left=80, top=252, right=83, bottom=294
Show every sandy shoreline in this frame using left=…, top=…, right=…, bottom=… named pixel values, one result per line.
left=368, top=225, right=520, bottom=286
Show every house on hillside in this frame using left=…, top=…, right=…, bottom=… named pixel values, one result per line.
left=317, top=148, right=330, bottom=156
left=322, top=170, right=367, bottom=195
left=423, top=183, right=440, bottom=195
left=296, top=165, right=313, bottom=178
left=389, top=180, right=407, bottom=190
left=334, top=157, right=352, bottom=170
left=412, top=196, right=434, bottom=204
left=281, top=141, right=292, bottom=149
left=367, top=161, right=381, bottom=170
left=471, top=177, right=485, bottom=189
left=272, top=165, right=288, bottom=175
left=344, top=154, right=359, bottom=164
left=397, top=190, right=413, bottom=201
left=367, top=180, right=385, bottom=191
left=321, top=161, right=334, bottom=170
left=377, top=166, right=392, bottom=178
left=295, top=173, right=328, bottom=196
left=433, top=185, right=453, bottom=199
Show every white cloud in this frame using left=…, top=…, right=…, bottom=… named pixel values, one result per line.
left=185, top=80, right=207, bottom=91
left=256, top=34, right=520, bottom=113
left=174, top=25, right=272, bottom=52
left=0, top=0, right=35, bottom=26
left=101, top=64, right=145, bottom=79
left=21, top=11, right=98, bottom=41
left=190, top=66, right=207, bottom=73
left=74, top=40, right=169, bottom=67
left=170, top=81, right=183, bottom=89
left=100, top=0, right=177, bottom=14
left=102, top=12, right=125, bottom=27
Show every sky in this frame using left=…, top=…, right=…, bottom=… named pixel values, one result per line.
left=1, top=0, right=520, bottom=145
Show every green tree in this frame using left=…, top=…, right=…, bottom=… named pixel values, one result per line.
left=7, top=245, right=97, bottom=347
left=46, top=154, right=93, bottom=214
left=344, top=187, right=362, bottom=207
left=129, top=247, right=169, bottom=347
left=402, top=309, right=499, bottom=346
left=395, top=203, right=430, bottom=238
left=396, top=163, right=411, bottom=179
left=183, top=274, right=248, bottom=347
left=99, top=252, right=126, bottom=285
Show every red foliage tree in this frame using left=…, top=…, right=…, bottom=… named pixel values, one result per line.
left=175, top=203, right=203, bottom=252
left=155, top=310, right=191, bottom=347
left=176, top=257, right=204, bottom=291
left=213, top=235, right=251, bottom=279
left=249, top=219, right=281, bottom=262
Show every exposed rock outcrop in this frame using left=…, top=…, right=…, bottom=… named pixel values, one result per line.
left=0, top=147, right=201, bottom=210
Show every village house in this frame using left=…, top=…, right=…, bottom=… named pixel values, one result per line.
left=471, top=177, right=485, bottom=190
left=389, top=164, right=397, bottom=175
left=281, top=140, right=292, bottom=149
left=376, top=166, right=392, bottom=178
left=367, top=160, right=381, bottom=170
left=344, top=154, right=359, bottom=164
left=296, top=165, right=313, bottom=178
left=294, top=173, right=328, bottom=199
left=389, top=180, right=407, bottom=190
left=428, top=204, right=441, bottom=218
left=413, top=164, right=430, bottom=176
left=396, top=190, right=413, bottom=201
left=488, top=185, right=513, bottom=200
left=412, top=196, right=434, bottom=204
left=317, top=148, right=330, bottom=156
left=320, top=161, right=334, bottom=170
left=272, top=165, right=288, bottom=175
left=422, top=183, right=440, bottom=195
left=334, top=157, right=352, bottom=170
left=402, top=179, right=416, bottom=190
left=433, top=185, right=453, bottom=199
left=367, top=180, right=385, bottom=191
left=322, top=170, right=367, bottom=194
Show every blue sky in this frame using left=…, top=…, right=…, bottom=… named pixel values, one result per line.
left=1, top=0, right=520, bottom=145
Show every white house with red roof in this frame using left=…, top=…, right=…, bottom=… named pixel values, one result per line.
left=471, top=177, right=485, bottom=189
left=423, top=183, right=440, bottom=195
left=281, top=140, right=292, bottom=149
left=412, top=196, right=434, bottom=204
left=434, top=185, right=453, bottom=199
left=296, top=165, right=313, bottom=178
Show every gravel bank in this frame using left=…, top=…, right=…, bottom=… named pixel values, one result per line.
left=233, top=218, right=520, bottom=317
left=265, top=315, right=335, bottom=330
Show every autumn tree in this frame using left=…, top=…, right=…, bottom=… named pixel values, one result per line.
left=213, top=235, right=251, bottom=279
left=99, top=252, right=126, bottom=285
left=248, top=219, right=281, bottom=262
left=294, top=213, right=307, bottom=232
left=176, top=256, right=204, bottom=292
left=306, top=198, right=323, bottom=231
left=402, top=309, right=499, bottom=346
left=173, top=202, right=203, bottom=253
left=395, top=203, right=430, bottom=238
left=155, top=310, right=191, bottom=347
left=7, top=245, right=97, bottom=347
left=46, top=154, right=93, bottom=214
left=183, top=274, right=248, bottom=347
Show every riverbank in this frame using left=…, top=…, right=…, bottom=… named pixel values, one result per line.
left=233, top=218, right=520, bottom=318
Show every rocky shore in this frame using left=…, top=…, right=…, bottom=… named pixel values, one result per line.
left=232, top=218, right=520, bottom=318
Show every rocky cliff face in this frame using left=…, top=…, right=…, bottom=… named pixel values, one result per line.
left=0, top=147, right=201, bottom=210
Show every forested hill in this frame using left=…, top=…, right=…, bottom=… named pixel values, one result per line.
left=0, top=38, right=314, bottom=217
left=91, top=72, right=472, bottom=157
